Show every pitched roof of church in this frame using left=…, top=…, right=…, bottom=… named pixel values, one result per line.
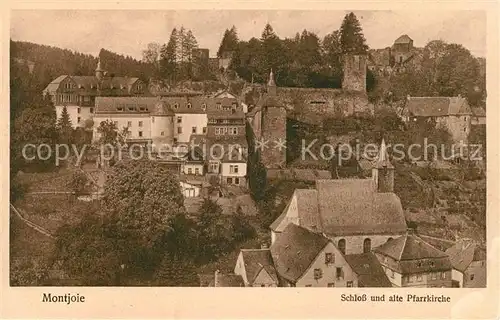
left=316, top=179, right=407, bottom=236
left=406, top=96, right=471, bottom=117
left=270, top=223, right=331, bottom=283
left=269, top=189, right=321, bottom=233
left=239, top=249, right=278, bottom=285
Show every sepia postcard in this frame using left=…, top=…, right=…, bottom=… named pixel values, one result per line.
left=1, top=1, right=499, bottom=319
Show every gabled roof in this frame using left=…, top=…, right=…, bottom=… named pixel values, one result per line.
left=239, top=249, right=278, bottom=285
left=374, top=233, right=448, bottom=261
left=270, top=223, right=330, bottom=283
left=316, top=179, right=407, bottom=236
left=406, top=97, right=471, bottom=117
left=269, top=189, right=320, bottom=232
left=344, top=253, right=392, bottom=287
left=394, top=34, right=413, bottom=44
left=445, top=239, right=486, bottom=273
left=374, top=233, right=453, bottom=274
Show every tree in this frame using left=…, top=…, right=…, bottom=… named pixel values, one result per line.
left=101, top=160, right=185, bottom=249
left=152, top=256, right=199, bottom=286
left=96, top=119, right=120, bottom=146
left=217, top=26, right=239, bottom=58
left=160, top=28, right=179, bottom=82
left=56, top=106, right=73, bottom=144
left=231, top=206, right=256, bottom=243
left=142, top=42, right=161, bottom=66
left=54, top=213, right=124, bottom=285
left=67, top=170, right=91, bottom=197
left=339, top=12, right=369, bottom=54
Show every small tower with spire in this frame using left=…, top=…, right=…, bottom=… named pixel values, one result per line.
left=372, top=139, right=395, bottom=193
left=267, top=69, right=277, bottom=96
left=95, top=57, right=105, bottom=81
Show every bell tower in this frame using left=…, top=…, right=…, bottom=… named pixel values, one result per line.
left=372, top=139, right=394, bottom=193
left=95, top=57, right=105, bottom=81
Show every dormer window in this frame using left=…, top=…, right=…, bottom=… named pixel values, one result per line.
left=216, top=103, right=222, bottom=110
left=110, top=84, right=114, bottom=89
left=128, top=106, right=136, bottom=111
left=78, top=84, right=84, bottom=89
left=121, top=85, right=126, bottom=90
left=174, top=103, right=179, bottom=109
left=187, top=103, right=192, bottom=109
left=139, top=107, right=146, bottom=112
left=201, top=103, right=207, bottom=111
left=117, top=107, right=123, bottom=111
left=232, top=102, right=238, bottom=108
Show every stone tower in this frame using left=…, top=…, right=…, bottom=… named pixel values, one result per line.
left=95, top=58, right=105, bottom=81
left=342, top=54, right=367, bottom=92
left=260, top=70, right=286, bottom=169
left=372, top=139, right=394, bottom=193
left=150, top=101, right=175, bottom=153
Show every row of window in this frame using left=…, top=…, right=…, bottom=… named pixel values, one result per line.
left=404, top=272, right=447, bottom=283
left=186, top=167, right=201, bottom=175
left=215, top=127, right=239, bottom=135
left=226, top=177, right=241, bottom=185
left=57, top=94, right=94, bottom=104
left=77, top=107, right=94, bottom=114
left=313, top=267, right=345, bottom=281
left=304, top=281, right=353, bottom=287
left=177, top=126, right=207, bottom=134
left=229, top=165, right=239, bottom=174
left=62, top=82, right=143, bottom=91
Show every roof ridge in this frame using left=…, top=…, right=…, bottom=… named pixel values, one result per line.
left=399, top=233, right=409, bottom=261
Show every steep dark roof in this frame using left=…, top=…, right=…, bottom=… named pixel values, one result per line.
left=240, top=249, right=278, bottom=285
left=270, top=223, right=330, bottom=283
left=374, top=233, right=452, bottom=273
left=344, top=253, right=392, bottom=287
left=44, top=75, right=141, bottom=95
left=406, top=97, right=471, bottom=117
left=151, top=101, right=175, bottom=116
left=316, top=179, right=407, bottom=236
left=269, top=189, right=320, bottom=232
left=394, top=34, right=413, bottom=44
left=445, top=239, right=486, bottom=273
left=95, top=97, right=159, bottom=114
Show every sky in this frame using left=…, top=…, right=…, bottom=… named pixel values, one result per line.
left=10, top=10, right=486, bottom=59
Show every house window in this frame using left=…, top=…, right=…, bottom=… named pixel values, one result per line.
left=203, top=127, right=207, bottom=134
left=77, top=107, right=81, bottom=114
left=174, top=103, right=179, bottom=109
left=188, top=168, right=192, bottom=174
left=431, top=273, right=437, bottom=280
left=138, top=121, right=143, bottom=127
left=347, top=281, right=353, bottom=287
left=327, top=283, right=335, bottom=287
left=417, top=274, right=422, bottom=282
left=192, top=127, right=197, bottom=134
left=201, top=103, right=206, bottom=111
left=178, top=127, right=182, bottom=134
left=161, top=131, right=165, bottom=136
left=77, top=117, right=81, bottom=124
left=152, top=117, right=155, bottom=123
left=195, top=168, right=200, bottom=175
left=390, top=270, right=395, bottom=279
left=127, top=121, right=132, bottom=127
left=441, top=272, right=446, bottom=279
left=187, top=103, right=192, bottom=109
left=227, top=177, right=232, bottom=184
left=90, top=107, right=94, bottom=113
left=177, top=116, right=182, bottom=123
left=216, top=103, right=222, bottom=110
left=363, top=238, right=372, bottom=253
left=234, top=177, right=240, bottom=185
left=138, top=131, right=143, bottom=137
left=338, top=239, right=346, bottom=255
left=210, top=162, right=219, bottom=173
left=336, top=267, right=343, bottom=280
left=313, top=269, right=322, bottom=280
left=325, top=253, right=334, bottom=264
left=470, top=274, right=475, bottom=281
left=230, top=165, right=239, bottom=174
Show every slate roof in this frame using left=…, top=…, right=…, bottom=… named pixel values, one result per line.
left=151, top=101, right=175, bottom=116
left=269, top=189, right=321, bottom=233
left=239, top=249, right=278, bottom=285
left=394, top=34, right=413, bottom=44
left=95, top=97, right=159, bottom=114
left=316, top=179, right=407, bottom=236
left=44, top=75, right=141, bottom=95
left=445, top=239, right=486, bottom=273
left=344, top=253, right=392, bottom=287
left=406, top=97, right=471, bottom=117
left=374, top=233, right=452, bottom=274
left=270, top=223, right=330, bottom=283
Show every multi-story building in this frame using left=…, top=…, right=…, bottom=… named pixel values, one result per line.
left=445, top=239, right=486, bottom=288
left=373, top=232, right=453, bottom=288
left=43, top=59, right=148, bottom=128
